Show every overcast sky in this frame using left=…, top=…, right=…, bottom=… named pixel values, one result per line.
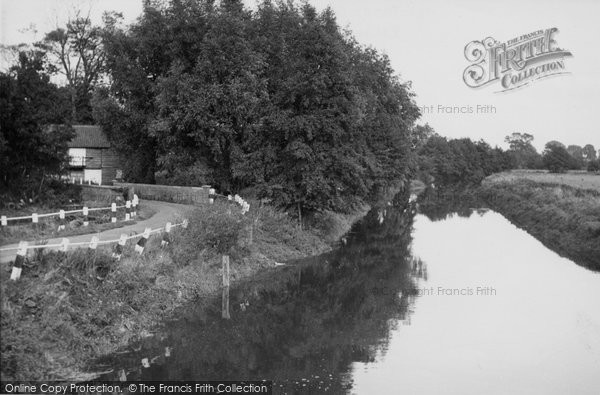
left=1, top=0, right=599, bottom=151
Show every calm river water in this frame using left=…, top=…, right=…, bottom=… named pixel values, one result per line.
left=98, top=193, right=600, bottom=394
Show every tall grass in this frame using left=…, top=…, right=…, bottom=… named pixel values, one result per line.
left=480, top=179, right=600, bottom=270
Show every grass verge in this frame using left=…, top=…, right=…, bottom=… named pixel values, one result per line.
left=479, top=179, right=600, bottom=271
left=485, top=170, right=600, bottom=192
left=1, top=199, right=362, bottom=381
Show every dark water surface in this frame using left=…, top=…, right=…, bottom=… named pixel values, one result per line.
left=96, top=193, right=600, bottom=394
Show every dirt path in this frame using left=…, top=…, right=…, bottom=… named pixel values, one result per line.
left=0, top=200, right=195, bottom=264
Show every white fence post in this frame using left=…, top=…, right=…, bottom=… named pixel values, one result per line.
left=162, top=222, right=172, bottom=247
left=135, top=227, right=151, bottom=254
left=89, top=236, right=99, bottom=250
left=10, top=241, right=28, bottom=281
left=125, top=200, right=131, bottom=221
left=60, top=238, right=69, bottom=252
left=58, top=210, right=66, bottom=231
left=112, top=234, right=127, bottom=261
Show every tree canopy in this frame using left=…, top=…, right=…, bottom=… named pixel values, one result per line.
left=93, top=0, right=420, bottom=213
left=39, top=12, right=105, bottom=123
left=542, top=142, right=580, bottom=173
left=417, top=133, right=513, bottom=186
left=0, top=50, right=73, bottom=194
left=504, top=132, right=541, bottom=169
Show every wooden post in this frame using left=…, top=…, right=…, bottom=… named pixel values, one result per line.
left=222, top=286, right=230, bottom=320
left=222, top=255, right=230, bottom=319
left=222, top=255, right=230, bottom=287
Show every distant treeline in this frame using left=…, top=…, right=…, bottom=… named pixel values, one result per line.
left=413, top=128, right=600, bottom=187
left=415, top=134, right=513, bottom=187
left=502, top=132, right=599, bottom=173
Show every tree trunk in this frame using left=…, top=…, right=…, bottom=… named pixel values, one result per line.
left=70, top=87, right=77, bottom=122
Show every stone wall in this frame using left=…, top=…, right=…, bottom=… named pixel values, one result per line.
left=80, top=185, right=124, bottom=203
left=114, top=182, right=210, bottom=205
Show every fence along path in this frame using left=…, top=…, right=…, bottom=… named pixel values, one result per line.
left=1, top=195, right=140, bottom=227
left=6, top=218, right=188, bottom=280
left=1, top=189, right=251, bottom=278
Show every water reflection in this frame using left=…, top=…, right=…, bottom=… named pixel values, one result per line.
left=94, top=190, right=422, bottom=393
left=417, top=187, right=484, bottom=222
left=93, top=189, right=600, bottom=394
left=351, top=203, right=600, bottom=395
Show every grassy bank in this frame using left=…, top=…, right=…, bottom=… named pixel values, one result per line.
left=485, top=169, right=600, bottom=192
left=0, top=200, right=364, bottom=381
left=480, top=174, right=600, bottom=271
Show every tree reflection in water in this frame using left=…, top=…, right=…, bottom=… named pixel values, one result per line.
left=95, top=189, right=425, bottom=394
left=417, top=187, right=488, bottom=222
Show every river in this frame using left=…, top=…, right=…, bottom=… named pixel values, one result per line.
left=96, top=193, right=600, bottom=394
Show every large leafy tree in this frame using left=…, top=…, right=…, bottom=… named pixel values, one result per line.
left=91, top=7, right=171, bottom=183
left=39, top=13, right=105, bottom=123
left=504, top=132, right=541, bottom=169
left=566, top=144, right=584, bottom=169
left=151, top=0, right=268, bottom=189
left=94, top=0, right=420, bottom=214
left=543, top=142, right=580, bottom=173
left=0, top=50, right=73, bottom=194
left=583, top=144, right=596, bottom=161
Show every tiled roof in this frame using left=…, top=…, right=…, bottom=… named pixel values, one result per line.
left=67, top=125, right=111, bottom=148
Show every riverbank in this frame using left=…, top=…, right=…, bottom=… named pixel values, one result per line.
left=479, top=171, right=600, bottom=271
left=0, top=200, right=368, bottom=381
left=94, top=196, right=417, bottom=389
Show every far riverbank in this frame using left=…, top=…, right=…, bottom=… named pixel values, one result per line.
left=479, top=170, right=600, bottom=271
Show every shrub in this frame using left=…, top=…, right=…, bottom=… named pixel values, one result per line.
left=0, top=179, right=81, bottom=211
left=170, top=201, right=247, bottom=266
